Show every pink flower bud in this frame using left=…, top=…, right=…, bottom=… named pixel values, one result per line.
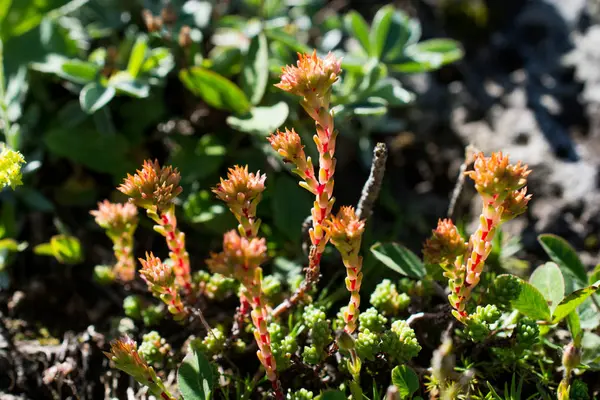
left=118, top=160, right=182, bottom=212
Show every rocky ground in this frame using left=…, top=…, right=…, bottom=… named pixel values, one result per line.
left=394, top=0, right=600, bottom=269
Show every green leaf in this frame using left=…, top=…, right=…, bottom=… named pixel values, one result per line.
left=367, top=78, right=414, bottom=106
left=44, top=127, right=134, bottom=176
left=319, top=390, right=347, bottom=400
left=180, top=67, right=251, bottom=114
left=79, top=82, right=115, bottom=114
left=344, top=11, right=371, bottom=54
left=127, top=34, right=147, bottom=78
left=370, top=5, right=395, bottom=59
left=61, top=60, right=99, bottom=84
left=370, top=242, right=426, bottom=279
left=538, top=234, right=587, bottom=285
left=566, top=311, right=582, bottom=346
left=391, top=39, right=463, bottom=73
left=226, top=102, right=289, bottom=136
left=264, top=29, right=311, bottom=54
left=35, top=234, right=82, bottom=265
left=141, top=47, right=175, bottom=78
left=552, top=283, right=600, bottom=324
left=529, top=262, right=564, bottom=313
left=391, top=365, right=419, bottom=399
left=511, top=278, right=551, bottom=321
left=240, top=33, right=268, bottom=105
left=178, top=348, right=214, bottom=400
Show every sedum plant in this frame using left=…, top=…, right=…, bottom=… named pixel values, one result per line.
left=97, top=51, right=597, bottom=400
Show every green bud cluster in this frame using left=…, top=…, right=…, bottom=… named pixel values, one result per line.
left=381, top=320, right=421, bottom=363
left=359, top=307, right=387, bottom=333
left=192, top=327, right=226, bottom=356
left=464, top=305, right=501, bottom=342
left=138, top=331, right=170, bottom=365
left=268, top=322, right=297, bottom=371
left=489, top=274, right=521, bottom=309
left=515, top=317, right=539, bottom=348
left=286, top=388, right=314, bottom=400
left=302, top=305, right=332, bottom=365
left=370, top=279, right=410, bottom=316
left=570, top=379, right=590, bottom=400
left=355, top=328, right=379, bottom=361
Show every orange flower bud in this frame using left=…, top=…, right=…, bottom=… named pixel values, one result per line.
left=423, top=219, right=467, bottom=266
left=90, top=200, right=138, bottom=233
left=118, top=160, right=182, bottom=212
left=465, top=152, right=531, bottom=199
left=275, top=50, right=342, bottom=97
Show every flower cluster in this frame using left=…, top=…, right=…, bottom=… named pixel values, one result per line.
left=139, top=253, right=187, bottom=321
left=0, top=145, right=25, bottom=190
left=325, top=206, right=366, bottom=333
left=423, top=152, right=530, bottom=321
left=118, top=160, right=190, bottom=289
left=213, top=165, right=266, bottom=238
left=91, top=201, right=138, bottom=281
left=207, top=231, right=279, bottom=387
left=118, top=160, right=182, bottom=212
left=275, top=50, right=341, bottom=98
left=104, top=336, right=176, bottom=400
left=269, top=51, right=342, bottom=315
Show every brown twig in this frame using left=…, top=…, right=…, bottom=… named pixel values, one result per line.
left=447, top=144, right=478, bottom=218
left=356, top=142, right=388, bottom=221
left=273, top=144, right=388, bottom=318
left=272, top=246, right=320, bottom=318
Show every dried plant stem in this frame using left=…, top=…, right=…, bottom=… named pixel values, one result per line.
left=356, top=142, right=388, bottom=221
left=447, top=144, right=478, bottom=218
left=272, top=246, right=320, bottom=318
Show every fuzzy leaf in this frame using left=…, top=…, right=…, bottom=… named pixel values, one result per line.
left=552, top=283, right=600, bottom=324
left=180, top=67, right=251, bottom=114
left=344, top=11, right=371, bottom=54
left=80, top=82, right=115, bottom=114
left=530, top=262, right=564, bottom=313
left=391, top=365, right=419, bottom=399
left=127, top=34, right=147, bottom=78
left=538, top=234, right=587, bottom=285
left=226, top=102, right=289, bottom=136
left=511, top=278, right=551, bottom=321
left=178, top=348, right=214, bottom=400
left=61, top=60, right=99, bottom=84
left=370, top=242, right=426, bottom=278
left=240, top=33, right=268, bottom=105
left=369, top=5, right=394, bottom=59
